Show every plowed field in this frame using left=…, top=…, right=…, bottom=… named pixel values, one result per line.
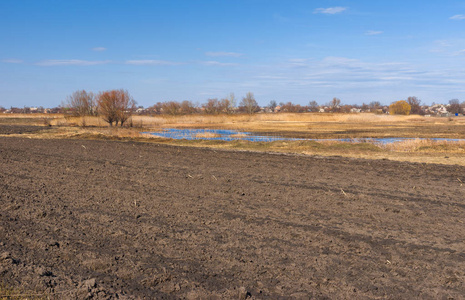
left=1, top=136, right=465, bottom=299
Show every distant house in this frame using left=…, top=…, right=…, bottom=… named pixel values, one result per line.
left=426, top=103, right=448, bottom=115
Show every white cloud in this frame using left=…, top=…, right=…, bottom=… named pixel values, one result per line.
left=2, top=59, right=23, bottom=64
left=314, top=7, right=347, bottom=14
left=36, top=59, right=110, bottom=66
left=205, top=52, right=243, bottom=57
left=365, top=30, right=383, bottom=36
left=92, top=47, right=107, bottom=52
left=287, top=58, right=310, bottom=68
left=125, top=60, right=183, bottom=66
left=450, top=15, right=465, bottom=20
left=201, top=61, right=237, bottom=66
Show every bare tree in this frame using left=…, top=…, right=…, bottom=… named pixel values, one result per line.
left=280, top=102, right=306, bottom=113
left=268, top=100, right=277, bottom=112
left=116, top=92, right=136, bottom=126
left=407, top=96, right=423, bottom=115
left=65, top=90, right=96, bottom=116
left=368, top=101, right=381, bottom=110
left=203, top=98, right=221, bottom=114
left=448, top=99, right=463, bottom=115
left=97, top=89, right=136, bottom=126
left=239, top=92, right=259, bottom=114
left=161, top=101, right=181, bottom=115
left=328, top=97, right=341, bottom=112
left=308, top=100, right=319, bottom=112
left=180, top=100, right=197, bottom=114
left=220, top=93, right=236, bottom=114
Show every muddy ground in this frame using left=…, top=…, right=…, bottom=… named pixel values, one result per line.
left=1, top=135, right=465, bottom=299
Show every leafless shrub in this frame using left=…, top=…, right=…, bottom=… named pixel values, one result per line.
left=65, top=90, right=97, bottom=117
left=239, top=92, right=259, bottom=114
left=97, top=89, right=136, bottom=127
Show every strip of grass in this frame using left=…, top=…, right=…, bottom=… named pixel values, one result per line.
left=2, top=124, right=464, bottom=166
left=0, top=284, right=48, bottom=300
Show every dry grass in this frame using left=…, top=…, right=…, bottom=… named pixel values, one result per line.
left=0, top=113, right=58, bottom=119
left=382, top=139, right=465, bottom=153
left=194, top=132, right=221, bottom=138
left=1, top=112, right=464, bottom=166
left=36, top=113, right=430, bottom=128
left=0, top=284, right=48, bottom=300
left=3, top=112, right=465, bottom=138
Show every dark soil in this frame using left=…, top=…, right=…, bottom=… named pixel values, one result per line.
left=1, top=136, right=465, bottom=299
left=0, top=125, right=51, bottom=135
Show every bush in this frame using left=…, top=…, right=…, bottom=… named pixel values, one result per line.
left=389, top=100, right=411, bottom=115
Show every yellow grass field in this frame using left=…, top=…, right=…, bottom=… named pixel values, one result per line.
left=1, top=112, right=465, bottom=166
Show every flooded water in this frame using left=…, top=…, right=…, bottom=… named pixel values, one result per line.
left=144, top=128, right=465, bottom=144
left=144, top=128, right=293, bottom=142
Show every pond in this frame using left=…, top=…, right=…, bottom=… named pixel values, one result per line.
left=144, top=128, right=465, bottom=144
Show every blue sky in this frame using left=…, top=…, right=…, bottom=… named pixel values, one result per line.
left=1, top=0, right=465, bottom=108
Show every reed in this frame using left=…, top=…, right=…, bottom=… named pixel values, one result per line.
left=382, top=139, right=465, bottom=153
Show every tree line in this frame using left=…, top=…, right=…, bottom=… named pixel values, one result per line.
left=2, top=90, right=464, bottom=125
left=65, top=89, right=136, bottom=126
left=62, top=90, right=261, bottom=126
left=148, top=92, right=259, bottom=115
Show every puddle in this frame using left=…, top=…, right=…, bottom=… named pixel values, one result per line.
left=144, top=128, right=465, bottom=144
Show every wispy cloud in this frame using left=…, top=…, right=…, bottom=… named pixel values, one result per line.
left=365, top=30, right=383, bottom=36
left=125, top=60, right=183, bottom=66
left=450, top=14, right=465, bottom=20
left=429, top=39, right=465, bottom=56
left=92, top=47, right=107, bottom=52
left=2, top=59, right=23, bottom=64
left=273, top=13, right=289, bottom=23
left=287, top=58, right=310, bottom=68
left=205, top=52, right=243, bottom=57
left=314, top=7, right=347, bottom=14
left=453, top=49, right=465, bottom=56
left=201, top=61, right=237, bottom=66
left=36, top=59, right=110, bottom=66
left=430, top=40, right=453, bottom=53
left=252, top=56, right=444, bottom=96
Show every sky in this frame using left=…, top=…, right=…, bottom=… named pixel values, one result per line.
left=1, top=0, right=465, bottom=108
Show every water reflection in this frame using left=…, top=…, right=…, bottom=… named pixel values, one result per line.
left=144, top=128, right=465, bottom=144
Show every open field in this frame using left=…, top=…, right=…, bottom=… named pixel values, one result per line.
left=2, top=112, right=465, bottom=139
left=1, top=137, right=465, bottom=298
left=1, top=112, right=464, bottom=166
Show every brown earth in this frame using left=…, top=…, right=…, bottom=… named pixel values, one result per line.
left=0, top=125, right=52, bottom=135
left=1, top=136, right=465, bottom=299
